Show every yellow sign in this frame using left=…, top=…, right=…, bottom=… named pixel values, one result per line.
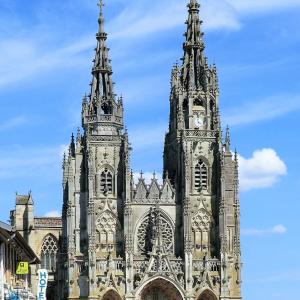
left=16, top=262, right=29, bottom=275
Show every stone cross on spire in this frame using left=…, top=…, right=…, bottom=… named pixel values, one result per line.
left=97, top=0, right=106, bottom=38
left=97, top=0, right=104, bottom=12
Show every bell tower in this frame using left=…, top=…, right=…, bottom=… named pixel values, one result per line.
left=164, top=0, right=242, bottom=299
left=61, top=1, right=130, bottom=299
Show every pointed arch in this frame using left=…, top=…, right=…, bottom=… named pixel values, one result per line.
left=137, top=277, right=184, bottom=300
left=197, top=289, right=218, bottom=300
left=195, top=158, right=209, bottom=191
left=40, top=234, right=59, bottom=271
left=102, top=289, right=122, bottom=300
left=98, top=164, right=114, bottom=195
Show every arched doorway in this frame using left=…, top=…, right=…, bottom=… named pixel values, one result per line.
left=197, top=289, right=218, bottom=300
left=140, top=278, right=183, bottom=300
left=102, top=289, right=122, bottom=300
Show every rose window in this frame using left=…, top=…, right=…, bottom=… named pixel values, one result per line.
left=137, top=212, right=173, bottom=254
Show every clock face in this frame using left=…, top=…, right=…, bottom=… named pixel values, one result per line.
left=194, top=116, right=204, bottom=128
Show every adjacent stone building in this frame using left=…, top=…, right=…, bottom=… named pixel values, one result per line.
left=60, top=1, right=242, bottom=299
left=10, top=193, right=62, bottom=299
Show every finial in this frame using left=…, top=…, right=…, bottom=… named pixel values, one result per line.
left=165, top=170, right=169, bottom=179
left=225, top=125, right=230, bottom=152
left=188, top=0, right=200, bottom=10
left=153, top=171, right=156, bottom=180
left=70, top=133, right=76, bottom=157
left=76, top=127, right=81, bottom=143
left=234, top=148, right=238, bottom=162
left=140, top=170, right=143, bottom=179
left=97, top=0, right=104, bottom=16
left=97, top=0, right=106, bottom=36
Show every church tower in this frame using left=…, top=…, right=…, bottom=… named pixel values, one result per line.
left=59, top=1, right=242, bottom=300
left=164, top=1, right=242, bottom=298
left=60, top=1, right=130, bottom=298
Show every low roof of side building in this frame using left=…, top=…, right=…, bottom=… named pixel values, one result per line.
left=0, top=221, right=40, bottom=264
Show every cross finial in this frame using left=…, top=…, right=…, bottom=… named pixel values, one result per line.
left=98, top=0, right=104, bottom=14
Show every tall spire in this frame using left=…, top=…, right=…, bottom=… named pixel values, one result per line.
left=82, top=0, right=124, bottom=132
left=90, top=0, right=114, bottom=113
left=182, top=0, right=206, bottom=91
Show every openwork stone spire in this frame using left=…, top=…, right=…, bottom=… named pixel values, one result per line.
left=82, top=0, right=123, bottom=132
left=90, top=0, right=115, bottom=113
left=182, top=0, right=207, bottom=91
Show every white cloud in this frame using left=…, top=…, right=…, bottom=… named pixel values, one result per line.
left=3, top=0, right=300, bottom=90
left=272, top=224, right=287, bottom=234
left=0, top=37, right=91, bottom=89
left=228, top=0, right=300, bottom=13
left=223, top=95, right=300, bottom=127
left=242, top=224, right=287, bottom=236
left=238, top=148, right=287, bottom=191
left=0, top=116, right=27, bottom=131
left=129, top=122, right=167, bottom=150
left=109, top=0, right=240, bottom=40
left=44, top=210, right=61, bottom=218
left=0, top=144, right=65, bottom=180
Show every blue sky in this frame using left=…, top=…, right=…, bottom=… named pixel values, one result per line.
left=0, top=0, right=300, bottom=299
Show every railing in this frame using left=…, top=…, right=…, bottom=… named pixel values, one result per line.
left=185, top=130, right=218, bottom=138
left=86, top=115, right=123, bottom=124
left=96, top=258, right=125, bottom=274
left=193, top=258, right=221, bottom=273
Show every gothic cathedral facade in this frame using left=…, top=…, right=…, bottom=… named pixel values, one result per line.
left=59, top=1, right=242, bottom=299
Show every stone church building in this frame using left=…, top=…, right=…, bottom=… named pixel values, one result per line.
left=59, top=1, right=242, bottom=299
left=10, top=192, right=62, bottom=299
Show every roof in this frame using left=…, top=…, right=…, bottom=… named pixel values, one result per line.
left=0, top=221, right=12, bottom=231
left=0, top=221, right=40, bottom=264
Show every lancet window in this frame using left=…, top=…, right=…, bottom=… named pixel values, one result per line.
left=195, top=160, right=208, bottom=191
left=40, top=235, right=58, bottom=271
left=100, top=168, right=113, bottom=194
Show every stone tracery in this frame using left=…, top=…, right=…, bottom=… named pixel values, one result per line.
left=96, top=210, right=118, bottom=252
left=192, top=208, right=211, bottom=252
left=137, top=210, right=174, bottom=255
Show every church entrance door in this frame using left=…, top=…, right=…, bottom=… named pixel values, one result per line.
left=197, top=289, right=218, bottom=300
left=140, top=278, right=183, bottom=300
